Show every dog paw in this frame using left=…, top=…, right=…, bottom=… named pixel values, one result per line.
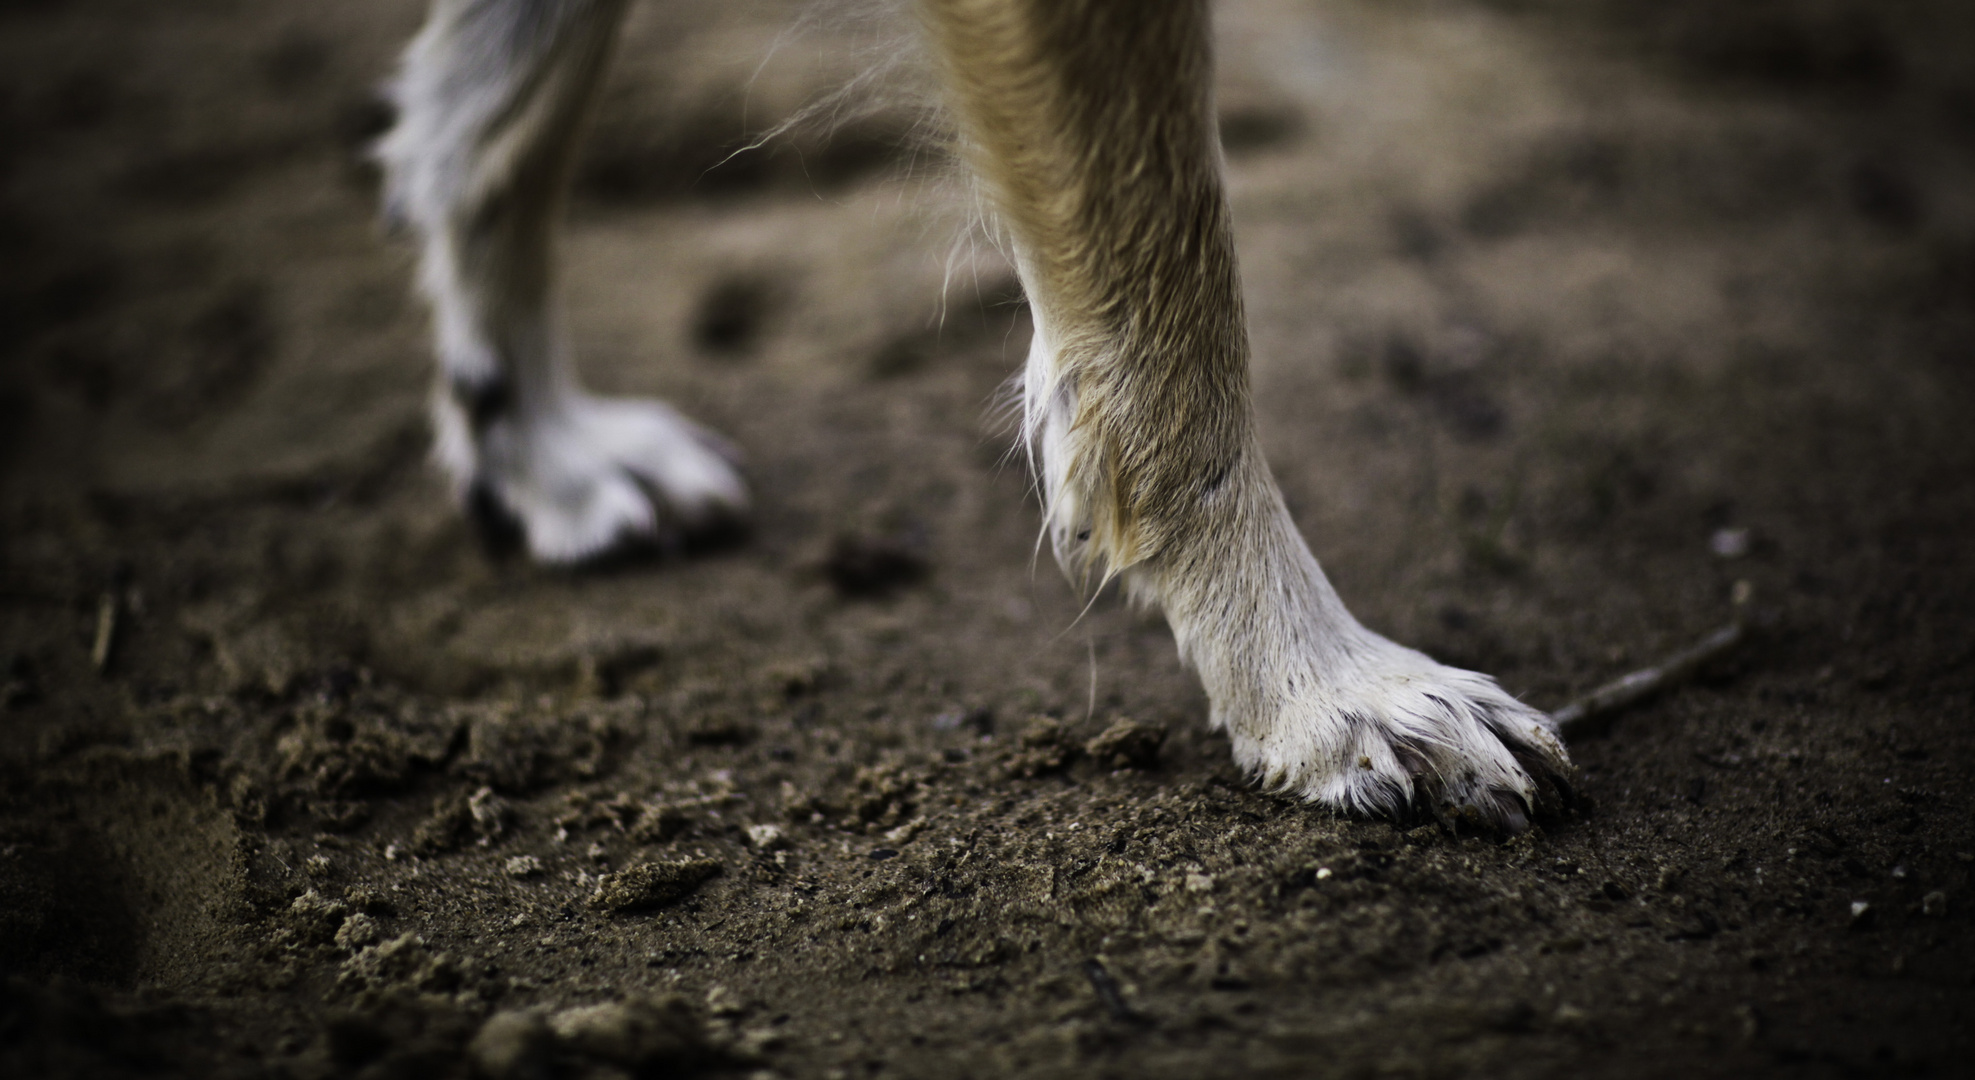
left=1225, top=634, right=1571, bottom=834
left=440, top=393, right=749, bottom=564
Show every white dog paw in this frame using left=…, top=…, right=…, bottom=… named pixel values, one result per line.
left=438, top=392, right=749, bottom=565
left=1221, top=634, right=1572, bottom=834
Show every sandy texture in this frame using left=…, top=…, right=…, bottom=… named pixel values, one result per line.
left=2, top=0, right=1973, bottom=1076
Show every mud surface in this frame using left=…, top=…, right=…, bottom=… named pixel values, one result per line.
left=4, top=1, right=1974, bottom=1077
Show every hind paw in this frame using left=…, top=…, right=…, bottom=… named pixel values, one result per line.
left=438, top=391, right=748, bottom=564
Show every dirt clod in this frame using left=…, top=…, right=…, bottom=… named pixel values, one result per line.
left=1004, top=716, right=1082, bottom=778
left=504, top=854, right=545, bottom=879
left=547, top=994, right=717, bottom=1068
left=280, top=889, right=348, bottom=948
left=1083, top=717, right=1166, bottom=770
left=590, top=859, right=723, bottom=913
left=409, top=786, right=508, bottom=855
left=335, top=934, right=460, bottom=1002
left=469, top=1009, right=555, bottom=1080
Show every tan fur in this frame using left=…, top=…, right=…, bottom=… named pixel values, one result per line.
left=920, top=0, right=1249, bottom=577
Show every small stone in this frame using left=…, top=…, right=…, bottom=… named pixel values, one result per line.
left=505, top=854, right=545, bottom=878
left=590, top=859, right=723, bottom=913
left=1185, top=873, right=1216, bottom=894
left=1314, top=867, right=1333, bottom=881
left=1082, top=717, right=1166, bottom=770
left=1921, top=890, right=1947, bottom=917
left=1710, top=527, right=1751, bottom=558
left=1848, top=900, right=1874, bottom=928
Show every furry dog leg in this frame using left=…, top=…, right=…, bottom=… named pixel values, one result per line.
left=379, top=0, right=746, bottom=562
left=919, top=0, right=1570, bottom=830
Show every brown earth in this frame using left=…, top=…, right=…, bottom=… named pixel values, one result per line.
left=3, top=1, right=1974, bottom=1077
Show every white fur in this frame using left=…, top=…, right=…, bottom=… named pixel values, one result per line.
left=379, top=0, right=746, bottom=564
left=1020, top=293, right=1565, bottom=827
left=433, top=382, right=747, bottom=563
left=1130, top=493, right=1566, bottom=827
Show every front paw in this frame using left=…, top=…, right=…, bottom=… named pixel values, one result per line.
left=1230, top=639, right=1571, bottom=834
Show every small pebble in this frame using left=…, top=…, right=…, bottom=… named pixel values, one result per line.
left=1710, top=527, right=1751, bottom=558
left=1921, top=890, right=1947, bottom=917
left=747, top=824, right=789, bottom=850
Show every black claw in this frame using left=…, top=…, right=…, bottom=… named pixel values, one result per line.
left=1507, top=743, right=1576, bottom=816
left=1483, top=788, right=1533, bottom=835
left=464, top=482, right=526, bottom=561
left=617, top=469, right=750, bottom=562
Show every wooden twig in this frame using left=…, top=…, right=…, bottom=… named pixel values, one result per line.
left=1552, top=612, right=1749, bottom=736
left=91, top=591, right=120, bottom=674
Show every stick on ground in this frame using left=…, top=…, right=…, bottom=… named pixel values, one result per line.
left=1551, top=606, right=1750, bottom=736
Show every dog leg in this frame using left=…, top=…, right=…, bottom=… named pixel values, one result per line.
left=378, top=0, right=747, bottom=563
left=920, top=0, right=1570, bottom=830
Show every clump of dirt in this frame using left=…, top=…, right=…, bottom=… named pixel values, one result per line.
left=592, top=859, right=726, bottom=913
left=1083, top=717, right=1166, bottom=771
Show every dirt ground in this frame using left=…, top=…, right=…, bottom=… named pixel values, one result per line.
left=3, top=0, right=1974, bottom=1076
